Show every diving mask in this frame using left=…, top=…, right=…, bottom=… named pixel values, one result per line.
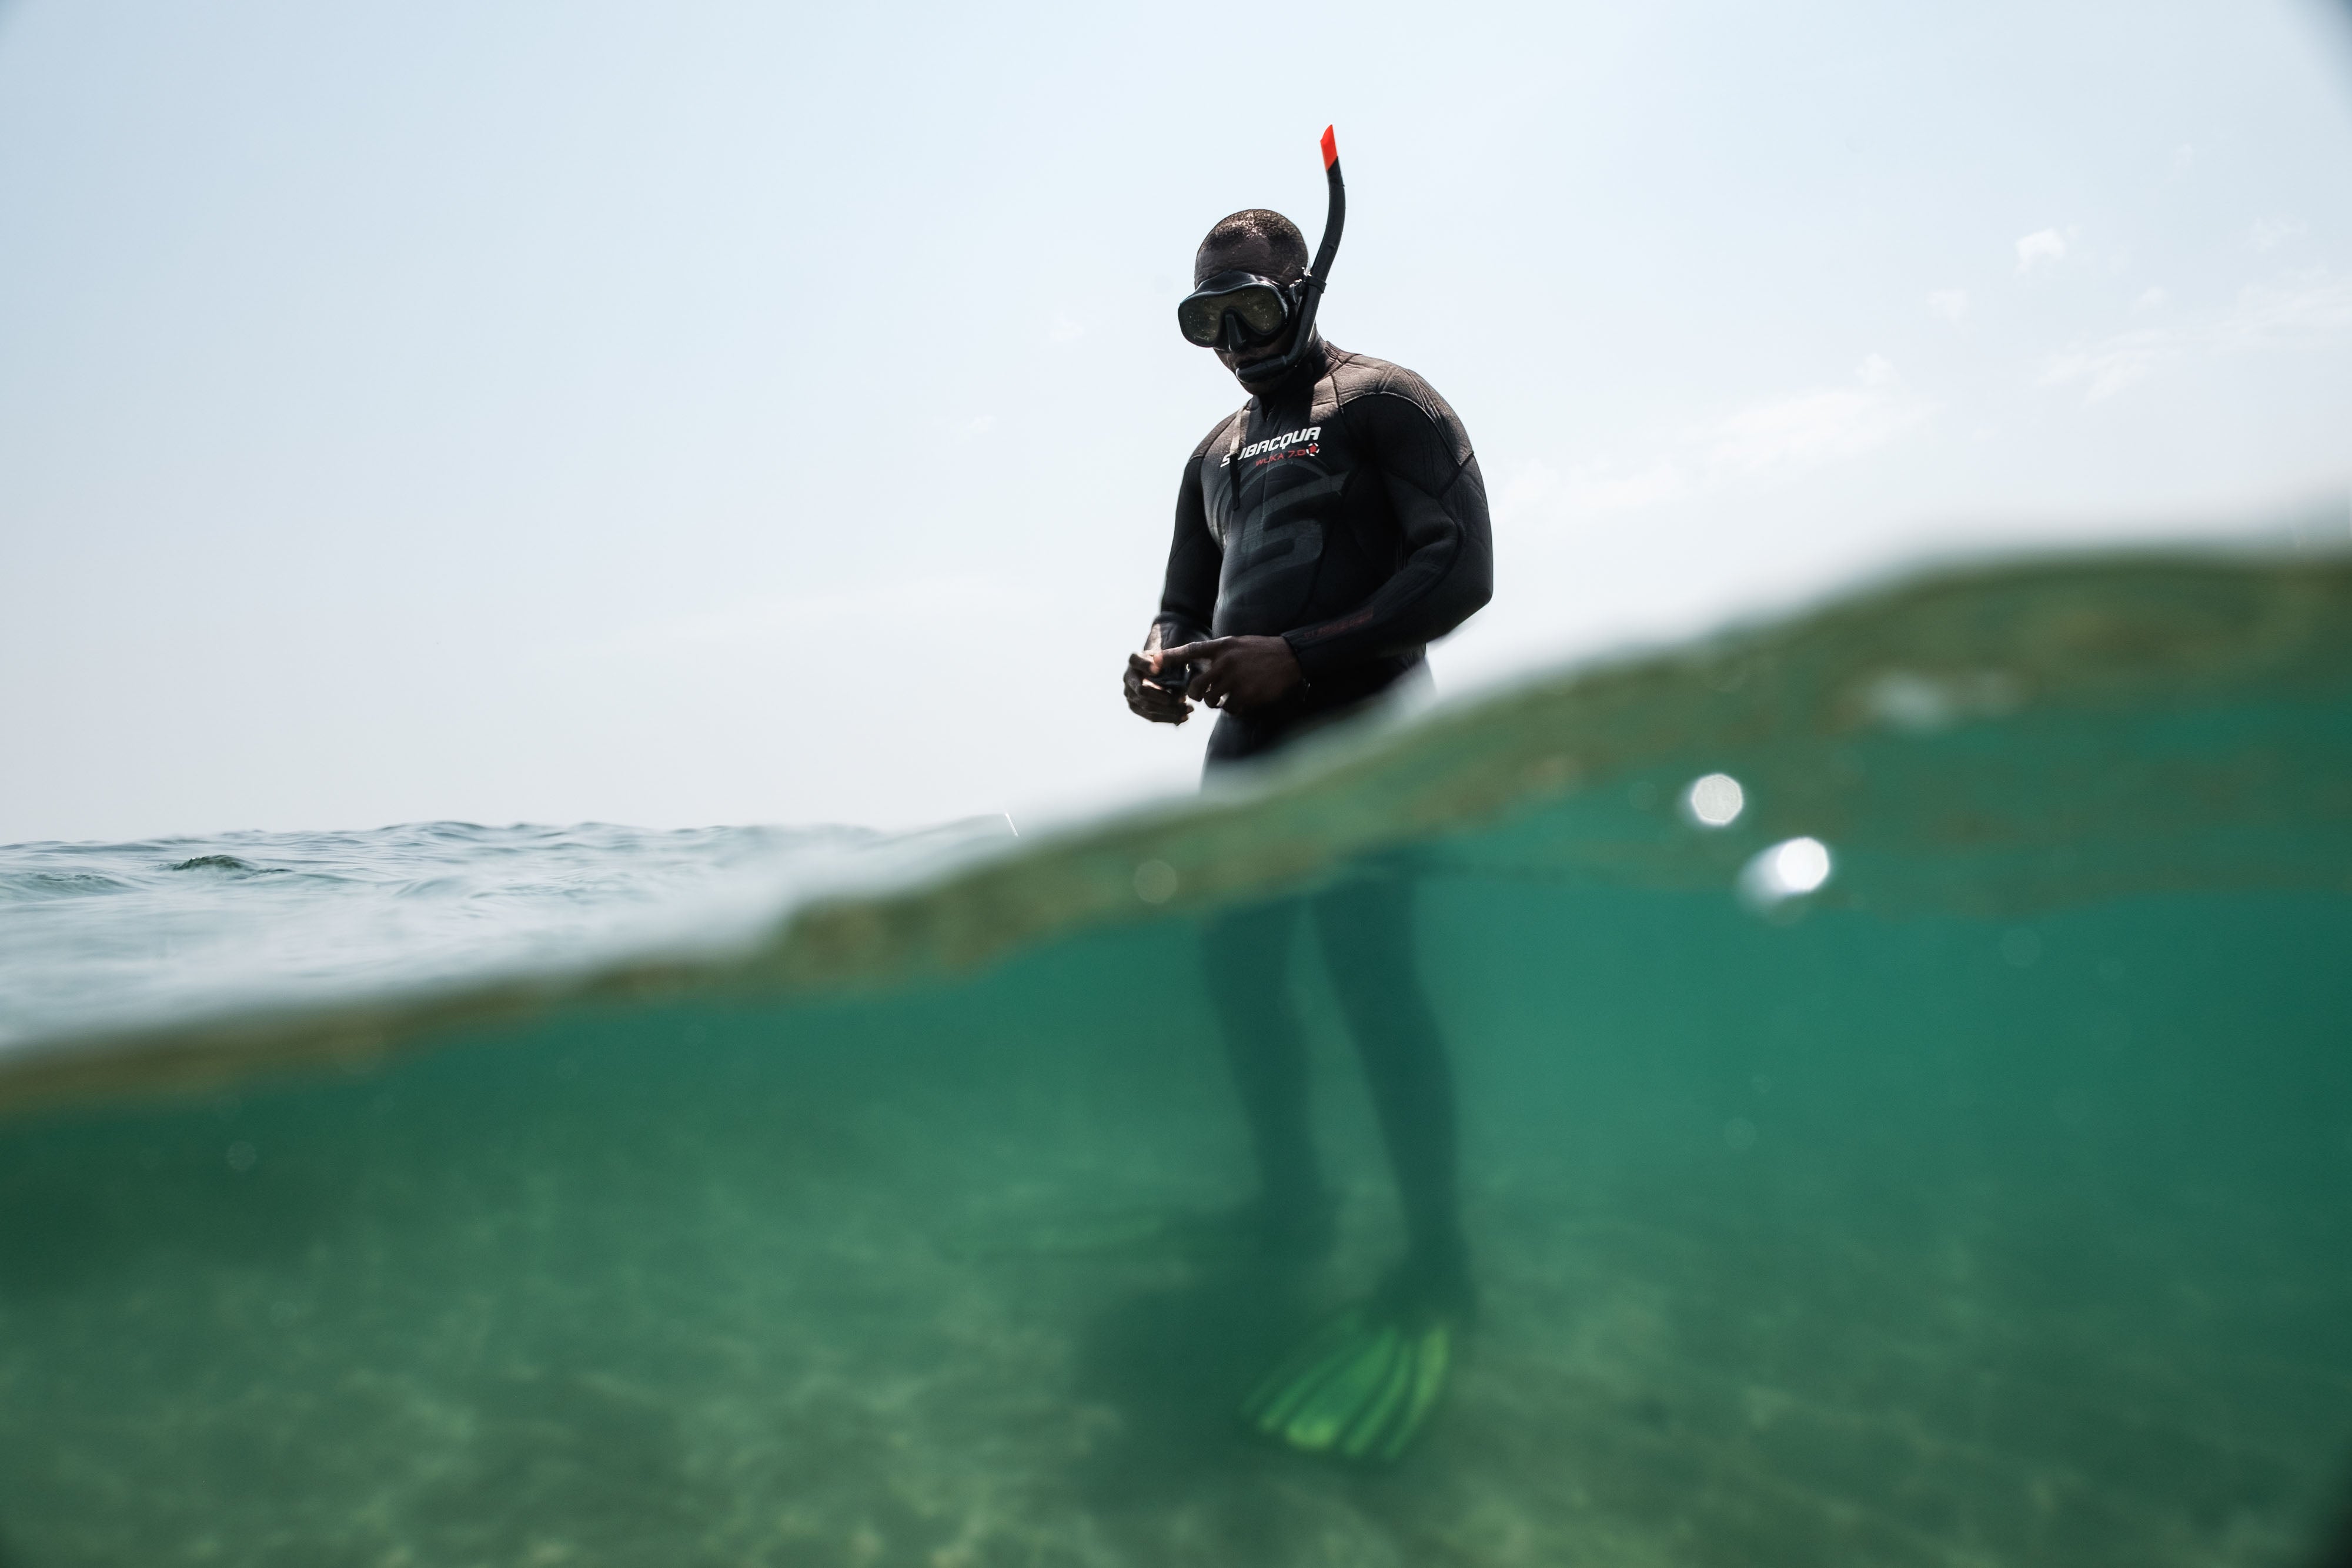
left=1176, top=272, right=1296, bottom=350
left=1174, top=126, right=1345, bottom=387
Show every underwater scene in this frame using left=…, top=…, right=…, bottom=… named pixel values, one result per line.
left=2, top=549, right=2349, bottom=1567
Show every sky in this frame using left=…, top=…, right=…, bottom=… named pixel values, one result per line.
left=4, top=1, right=2350, bottom=844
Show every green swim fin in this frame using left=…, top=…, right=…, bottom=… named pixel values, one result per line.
left=1240, top=1302, right=1454, bottom=1463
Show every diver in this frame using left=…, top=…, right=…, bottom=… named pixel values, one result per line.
left=1120, top=128, right=1494, bottom=1463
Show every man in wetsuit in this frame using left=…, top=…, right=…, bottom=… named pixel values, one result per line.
left=1120, top=198, right=1492, bottom=1461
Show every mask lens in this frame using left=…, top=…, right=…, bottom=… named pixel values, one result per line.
left=1177, top=293, right=1227, bottom=346
left=1230, top=286, right=1287, bottom=336
left=1176, top=282, right=1289, bottom=347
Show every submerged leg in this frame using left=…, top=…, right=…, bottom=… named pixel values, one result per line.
left=1201, top=897, right=1332, bottom=1252
left=1309, top=870, right=1472, bottom=1314
left=1232, top=871, right=1469, bottom=1463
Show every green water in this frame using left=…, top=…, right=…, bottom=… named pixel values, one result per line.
left=3, top=554, right=2349, bottom=1566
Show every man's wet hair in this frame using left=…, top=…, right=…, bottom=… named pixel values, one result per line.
left=1195, top=209, right=1309, bottom=285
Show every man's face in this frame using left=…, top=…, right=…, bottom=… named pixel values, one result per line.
left=1194, top=238, right=1302, bottom=382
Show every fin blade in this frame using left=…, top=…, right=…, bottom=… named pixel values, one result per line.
left=1281, top=1326, right=1401, bottom=1452
left=1338, top=1328, right=1421, bottom=1460
left=1241, top=1308, right=1367, bottom=1429
left=1375, top=1323, right=1452, bottom=1462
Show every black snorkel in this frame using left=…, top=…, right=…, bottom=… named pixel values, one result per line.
left=1234, top=125, right=1345, bottom=391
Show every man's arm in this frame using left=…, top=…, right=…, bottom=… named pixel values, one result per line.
left=1279, top=389, right=1493, bottom=678
left=1125, top=445, right=1222, bottom=724
left=1148, top=447, right=1218, bottom=655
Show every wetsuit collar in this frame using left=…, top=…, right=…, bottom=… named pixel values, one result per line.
left=1244, top=332, right=1329, bottom=403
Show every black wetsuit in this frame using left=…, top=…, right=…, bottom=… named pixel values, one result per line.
left=1148, top=337, right=1492, bottom=1305
left=1147, top=337, right=1493, bottom=764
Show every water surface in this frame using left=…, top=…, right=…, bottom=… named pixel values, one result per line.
left=3, top=551, right=2348, bottom=1566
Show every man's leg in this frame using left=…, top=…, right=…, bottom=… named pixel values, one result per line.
left=1201, top=897, right=1332, bottom=1252
left=1236, top=871, right=1468, bottom=1462
left=1309, top=869, right=1472, bottom=1313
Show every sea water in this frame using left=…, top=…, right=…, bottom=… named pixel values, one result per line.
left=2, top=550, right=2348, bottom=1567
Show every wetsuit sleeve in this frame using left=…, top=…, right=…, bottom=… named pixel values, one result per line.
left=1147, top=438, right=1221, bottom=654
left=1281, top=391, right=1493, bottom=678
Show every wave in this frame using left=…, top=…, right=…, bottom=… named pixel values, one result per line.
left=6, top=544, right=2346, bottom=1114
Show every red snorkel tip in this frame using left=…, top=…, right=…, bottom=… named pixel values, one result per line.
left=1321, top=125, right=1338, bottom=169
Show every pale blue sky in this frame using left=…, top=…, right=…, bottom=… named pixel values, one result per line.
left=4, top=1, right=2349, bottom=842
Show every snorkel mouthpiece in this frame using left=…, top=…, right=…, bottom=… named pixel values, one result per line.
left=1235, top=125, right=1345, bottom=389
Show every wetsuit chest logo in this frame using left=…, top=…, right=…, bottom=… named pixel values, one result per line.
left=1220, top=425, right=1322, bottom=469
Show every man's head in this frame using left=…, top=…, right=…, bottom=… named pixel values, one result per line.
left=1193, top=209, right=1308, bottom=289
left=1190, top=209, right=1312, bottom=380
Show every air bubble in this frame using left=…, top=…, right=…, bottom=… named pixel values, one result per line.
left=1133, top=860, right=1179, bottom=904
left=1740, top=837, right=1832, bottom=904
left=1685, top=773, right=1745, bottom=827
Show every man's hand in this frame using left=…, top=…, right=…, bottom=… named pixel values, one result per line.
left=1159, top=636, right=1304, bottom=714
left=1125, top=651, right=1195, bottom=725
